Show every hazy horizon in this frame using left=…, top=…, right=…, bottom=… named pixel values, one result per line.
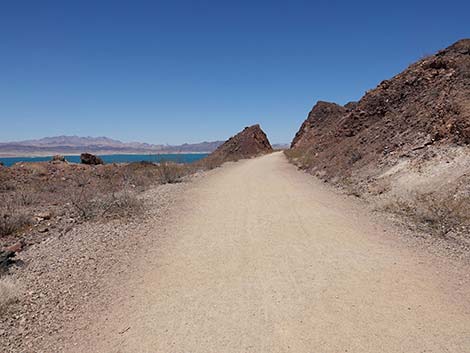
left=1, top=1, right=469, bottom=144
left=0, top=133, right=289, bottom=146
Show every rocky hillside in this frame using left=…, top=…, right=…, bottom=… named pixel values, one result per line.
left=204, top=125, right=273, bottom=164
left=291, top=101, right=350, bottom=149
left=287, top=39, right=470, bottom=245
left=290, top=39, right=470, bottom=179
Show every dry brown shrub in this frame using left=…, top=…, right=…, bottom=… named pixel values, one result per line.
left=0, top=198, right=31, bottom=237
left=121, top=162, right=160, bottom=189
left=383, top=191, right=470, bottom=236
left=16, top=189, right=39, bottom=207
left=284, top=148, right=313, bottom=169
left=99, top=191, right=143, bottom=218
left=157, top=161, right=188, bottom=184
left=70, top=176, right=142, bottom=220
left=192, top=156, right=223, bottom=171
left=0, top=158, right=197, bottom=235
left=0, top=173, right=15, bottom=192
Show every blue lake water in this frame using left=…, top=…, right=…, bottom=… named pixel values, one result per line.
left=0, top=153, right=208, bottom=167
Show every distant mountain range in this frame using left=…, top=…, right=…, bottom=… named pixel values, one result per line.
left=0, top=136, right=225, bottom=157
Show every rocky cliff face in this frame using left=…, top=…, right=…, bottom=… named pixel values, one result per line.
left=290, top=39, right=470, bottom=180
left=207, top=125, right=273, bottom=163
left=291, top=101, right=349, bottom=149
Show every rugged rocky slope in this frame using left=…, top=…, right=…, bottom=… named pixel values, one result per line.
left=290, top=39, right=470, bottom=179
left=288, top=39, right=470, bottom=245
left=291, top=101, right=350, bottom=149
left=204, top=125, right=273, bottom=164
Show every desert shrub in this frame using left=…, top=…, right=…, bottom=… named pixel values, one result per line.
left=284, top=148, right=300, bottom=160
left=71, top=192, right=102, bottom=219
left=121, top=162, right=160, bottom=189
left=0, top=277, right=18, bottom=313
left=99, top=191, right=143, bottom=218
left=16, top=189, right=39, bottom=206
left=284, top=148, right=314, bottom=169
left=0, top=172, right=15, bottom=192
left=0, top=199, right=31, bottom=237
left=71, top=181, right=143, bottom=220
left=383, top=191, right=470, bottom=236
left=0, top=182, right=15, bottom=192
left=70, top=177, right=96, bottom=219
left=192, top=156, right=222, bottom=171
left=157, top=161, right=187, bottom=184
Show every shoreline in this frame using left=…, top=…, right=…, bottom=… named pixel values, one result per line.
left=0, top=152, right=209, bottom=167
left=0, top=151, right=211, bottom=158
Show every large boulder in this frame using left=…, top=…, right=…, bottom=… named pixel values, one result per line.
left=51, top=155, right=66, bottom=162
left=206, top=124, right=273, bottom=164
left=80, top=153, right=104, bottom=165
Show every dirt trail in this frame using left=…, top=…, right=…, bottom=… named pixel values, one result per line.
left=73, top=152, right=470, bottom=353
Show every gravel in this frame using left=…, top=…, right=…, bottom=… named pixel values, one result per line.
left=0, top=178, right=193, bottom=352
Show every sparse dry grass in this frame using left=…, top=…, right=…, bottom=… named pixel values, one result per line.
left=67, top=167, right=150, bottom=220
left=0, top=156, right=224, bottom=241
left=184, top=158, right=219, bottom=175
left=71, top=186, right=143, bottom=220
left=0, top=163, right=144, bottom=238
left=0, top=198, right=31, bottom=237
left=157, top=161, right=188, bottom=184
left=189, top=154, right=227, bottom=172
left=284, top=148, right=313, bottom=169
left=382, top=191, right=470, bottom=236
left=0, top=277, right=19, bottom=313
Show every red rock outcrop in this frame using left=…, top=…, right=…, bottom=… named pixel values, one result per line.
left=290, top=39, right=470, bottom=180
left=291, top=101, right=349, bottom=149
left=207, top=124, right=273, bottom=163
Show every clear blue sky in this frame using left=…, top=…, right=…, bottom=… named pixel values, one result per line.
left=1, top=0, right=469, bottom=144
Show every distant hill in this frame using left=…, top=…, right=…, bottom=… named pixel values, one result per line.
left=271, top=143, right=290, bottom=150
left=159, top=141, right=224, bottom=153
left=0, top=135, right=224, bottom=157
